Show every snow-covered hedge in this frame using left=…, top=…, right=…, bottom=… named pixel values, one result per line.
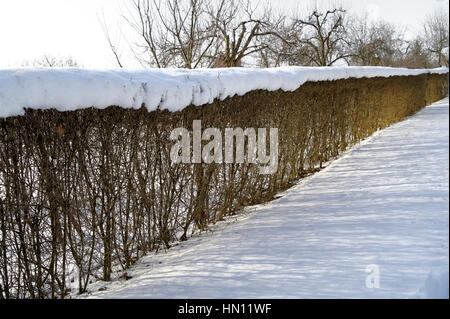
left=0, top=68, right=448, bottom=298
left=0, top=66, right=448, bottom=118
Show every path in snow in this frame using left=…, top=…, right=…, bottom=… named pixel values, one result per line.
left=86, top=98, right=449, bottom=299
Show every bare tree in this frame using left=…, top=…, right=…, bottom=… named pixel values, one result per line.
left=208, top=0, right=282, bottom=67
left=292, top=8, right=350, bottom=66
left=125, top=0, right=172, bottom=68
left=347, top=15, right=405, bottom=66
left=397, top=37, right=432, bottom=69
left=22, top=55, right=80, bottom=68
left=100, top=13, right=124, bottom=68
left=255, top=14, right=295, bottom=67
left=423, top=11, right=449, bottom=67
left=116, top=0, right=217, bottom=68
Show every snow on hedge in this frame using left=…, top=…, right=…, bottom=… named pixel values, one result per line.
left=0, top=66, right=448, bottom=118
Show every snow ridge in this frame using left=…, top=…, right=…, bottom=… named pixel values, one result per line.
left=0, top=66, right=448, bottom=118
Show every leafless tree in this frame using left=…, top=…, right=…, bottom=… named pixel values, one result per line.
left=291, top=8, right=350, bottom=66
left=22, top=55, right=80, bottom=68
left=116, top=0, right=218, bottom=68
left=397, top=37, right=432, bottom=69
left=255, top=14, right=296, bottom=67
left=207, top=0, right=284, bottom=67
left=423, top=11, right=449, bottom=67
left=100, top=13, right=124, bottom=68
left=347, top=15, right=405, bottom=66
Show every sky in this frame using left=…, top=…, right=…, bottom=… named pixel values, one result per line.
left=0, top=0, right=448, bottom=68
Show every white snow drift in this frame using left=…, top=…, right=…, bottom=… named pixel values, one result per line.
left=0, top=66, right=448, bottom=118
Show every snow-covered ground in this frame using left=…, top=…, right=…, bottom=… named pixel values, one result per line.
left=81, top=98, right=449, bottom=299
left=0, top=66, right=447, bottom=117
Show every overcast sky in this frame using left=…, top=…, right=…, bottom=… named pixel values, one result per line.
left=0, top=0, right=448, bottom=68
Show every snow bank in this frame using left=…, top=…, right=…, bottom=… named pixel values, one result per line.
left=0, top=66, right=448, bottom=118
left=414, top=268, right=449, bottom=299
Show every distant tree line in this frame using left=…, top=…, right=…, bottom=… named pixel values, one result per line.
left=103, top=0, right=449, bottom=69
left=21, top=55, right=80, bottom=68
